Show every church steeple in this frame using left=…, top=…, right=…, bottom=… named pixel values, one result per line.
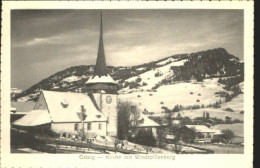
left=85, top=11, right=118, bottom=94
left=93, top=11, right=107, bottom=77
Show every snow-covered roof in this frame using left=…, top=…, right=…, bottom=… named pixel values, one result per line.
left=135, top=113, right=160, bottom=127
left=85, top=74, right=117, bottom=85
left=184, top=125, right=216, bottom=133
left=12, top=110, right=51, bottom=126
left=42, top=90, right=107, bottom=123
left=171, top=112, right=185, bottom=119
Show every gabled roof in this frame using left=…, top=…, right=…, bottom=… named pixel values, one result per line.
left=135, top=113, right=160, bottom=128
left=184, top=125, right=216, bottom=133
left=41, top=90, right=107, bottom=123
left=12, top=110, right=51, bottom=126
left=171, top=112, right=185, bottom=119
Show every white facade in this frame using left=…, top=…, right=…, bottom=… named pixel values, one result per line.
left=93, top=93, right=118, bottom=137
left=52, top=122, right=107, bottom=137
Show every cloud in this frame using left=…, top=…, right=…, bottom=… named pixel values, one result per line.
left=11, top=9, right=244, bottom=90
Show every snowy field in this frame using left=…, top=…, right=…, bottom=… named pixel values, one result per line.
left=174, top=108, right=244, bottom=121
left=119, top=78, right=229, bottom=113
left=211, top=123, right=243, bottom=137
left=220, top=94, right=244, bottom=112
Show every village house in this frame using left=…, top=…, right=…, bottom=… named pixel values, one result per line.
left=171, top=112, right=184, bottom=125
left=178, top=125, right=219, bottom=143
left=129, top=106, right=160, bottom=139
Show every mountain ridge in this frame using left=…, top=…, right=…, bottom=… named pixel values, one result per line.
left=14, top=47, right=243, bottom=102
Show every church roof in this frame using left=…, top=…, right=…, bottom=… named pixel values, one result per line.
left=12, top=91, right=107, bottom=127
left=12, top=110, right=51, bottom=126
left=41, top=90, right=107, bottom=123
left=93, top=11, right=107, bottom=77
left=11, top=102, right=36, bottom=113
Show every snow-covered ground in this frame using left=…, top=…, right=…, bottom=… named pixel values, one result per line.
left=172, top=108, right=244, bottom=121
left=220, top=94, right=244, bottom=113
left=120, top=59, right=188, bottom=93
left=119, top=78, right=229, bottom=114
left=62, top=76, right=82, bottom=82
left=136, top=67, right=146, bottom=71
left=62, top=75, right=88, bottom=83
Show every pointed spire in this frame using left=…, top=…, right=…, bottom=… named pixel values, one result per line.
left=93, top=10, right=107, bottom=77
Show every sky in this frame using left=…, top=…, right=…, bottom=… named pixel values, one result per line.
left=11, top=9, right=244, bottom=90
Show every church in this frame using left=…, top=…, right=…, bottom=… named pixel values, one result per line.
left=13, top=12, right=119, bottom=138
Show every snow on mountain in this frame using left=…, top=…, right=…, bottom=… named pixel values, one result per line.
left=119, top=78, right=230, bottom=113
left=14, top=48, right=244, bottom=108
left=220, top=93, right=244, bottom=113
left=172, top=108, right=244, bottom=121
left=156, top=57, right=178, bottom=66
left=136, top=67, right=146, bottom=71
left=62, top=76, right=82, bottom=82
left=120, top=59, right=188, bottom=93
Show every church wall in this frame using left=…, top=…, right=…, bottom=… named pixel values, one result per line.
left=92, top=93, right=101, bottom=110
left=34, top=93, right=48, bottom=110
left=101, top=94, right=118, bottom=137
left=51, top=122, right=107, bottom=137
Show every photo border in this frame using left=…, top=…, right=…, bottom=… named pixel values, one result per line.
left=1, top=1, right=254, bottom=168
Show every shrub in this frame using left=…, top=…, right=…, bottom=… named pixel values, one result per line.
left=136, top=77, right=142, bottom=83
left=129, top=81, right=140, bottom=89
left=149, top=93, right=153, bottom=96
left=240, top=111, right=244, bottom=114
left=197, top=99, right=200, bottom=102
left=190, top=92, right=193, bottom=95
left=142, top=82, right=148, bottom=86
left=224, top=108, right=234, bottom=112
left=124, top=81, right=130, bottom=87
left=137, top=95, right=141, bottom=98
left=160, top=102, right=164, bottom=105
left=198, top=93, right=201, bottom=96
left=154, top=71, right=162, bottom=77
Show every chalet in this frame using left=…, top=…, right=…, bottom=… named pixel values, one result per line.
left=129, top=106, right=160, bottom=138
left=12, top=12, right=118, bottom=138
left=178, top=125, right=218, bottom=143
left=171, top=112, right=184, bottom=125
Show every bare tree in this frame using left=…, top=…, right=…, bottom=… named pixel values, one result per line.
left=221, top=129, right=235, bottom=144
left=117, top=100, right=140, bottom=140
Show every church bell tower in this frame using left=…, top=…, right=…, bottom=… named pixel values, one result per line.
left=85, top=11, right=118, bottom=137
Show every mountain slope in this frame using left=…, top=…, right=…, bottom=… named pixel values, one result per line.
left=14, top=48, right=244, bottom=102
